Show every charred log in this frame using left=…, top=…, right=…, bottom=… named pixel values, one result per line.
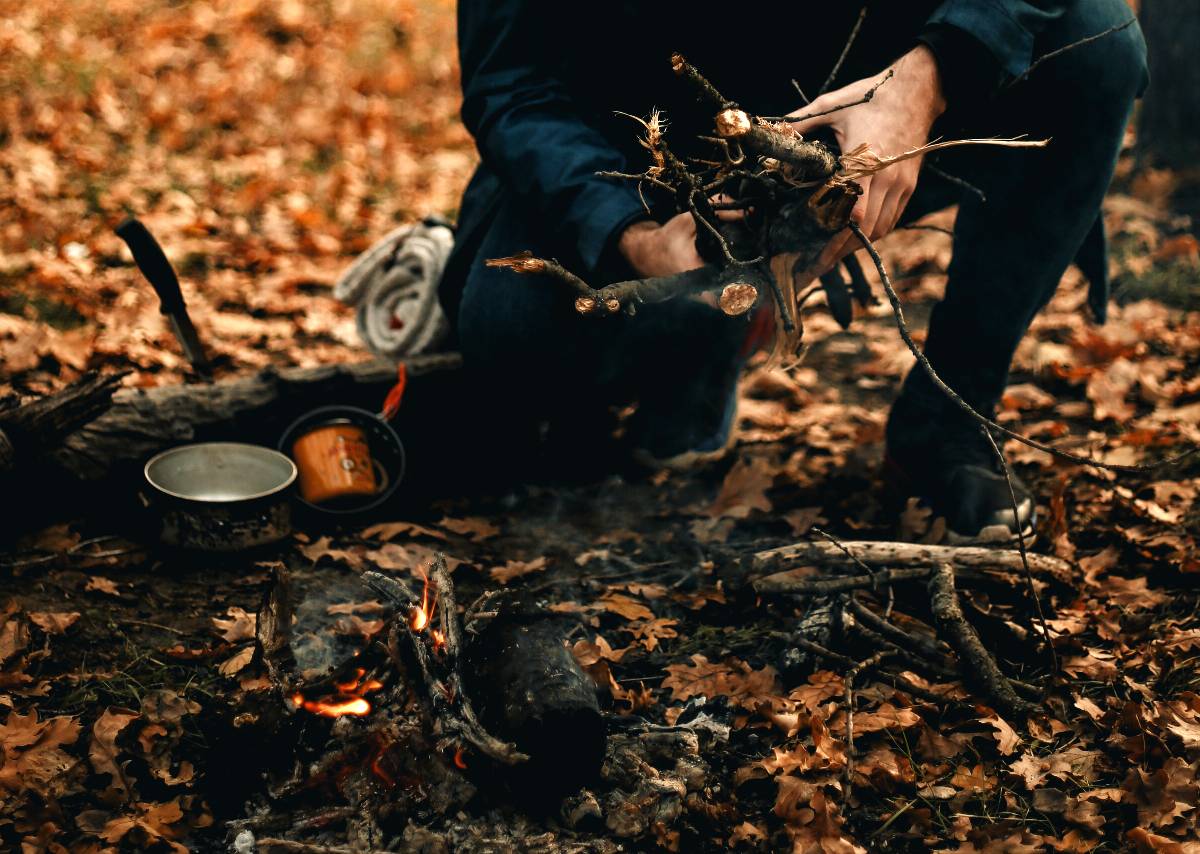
left=464, top=608, right=606, bottom=802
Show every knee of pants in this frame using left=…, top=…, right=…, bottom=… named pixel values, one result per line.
left=1050, top=0, right=1148, bottom=110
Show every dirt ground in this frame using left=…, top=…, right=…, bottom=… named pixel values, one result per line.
left=3, top=2, right=1200, bottom=852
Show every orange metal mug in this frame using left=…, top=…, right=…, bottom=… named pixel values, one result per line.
left=291, top=419, right=382, bottom=506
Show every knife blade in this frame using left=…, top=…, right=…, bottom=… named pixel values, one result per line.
left=116, top=218, right=212, bottom=376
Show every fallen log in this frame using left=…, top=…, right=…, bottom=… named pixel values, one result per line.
left=3, top=353, right=464, bottom=535
left=0, top=370, right=129, bottom=473
left=752, top=540, right=1073, bottom=579
left=52, top=353, right=460, bottom=481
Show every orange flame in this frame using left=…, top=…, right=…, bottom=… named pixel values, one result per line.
left=409, top=564, right=437, bottom=631
left=293, top=667, right=384, bottom=718
left=453, top=747, right=468, bottom=770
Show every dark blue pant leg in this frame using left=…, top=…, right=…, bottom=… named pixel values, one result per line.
left=889, top=0, right=1147, bottom=446
left=456, top=194, right=748, bottom=428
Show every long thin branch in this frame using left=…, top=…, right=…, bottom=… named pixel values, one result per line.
left=758, top=567, right=936, bottom=596
left=981, top=426, right=1059, bottom=679
left=847, top=597, right=951, bottom=665
left=760, top=69, right=893, bottom=124
left=819, top=4, right=868, bottom=96
left=751, top=539, right=1072, bottom=576
left=1010, top=18, right=1137, bottom=87
left=928, top=562, right=1039, bottom=717
left=850, top=222, right=1199, bottom=474
left=844, top=647, right=891, bottom=792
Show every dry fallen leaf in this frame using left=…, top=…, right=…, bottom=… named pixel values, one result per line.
left=85, top=576, right=121, bottom=596
left=489, top=556, right=548, bottom=584
left=438, top=516, right=500, bottom=541
left=90, top=708, right=140, bottom=802
left=706, top=455, right=775, bottom=519
left=217, top=646, right=254, bottom=677
left=27, top=611, right=81, bottom=634
left=211, top=607, right=256, bottom=643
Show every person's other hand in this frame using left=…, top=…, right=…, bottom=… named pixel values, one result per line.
left=618, top=213, right=705, bottom=279
left=618, top=196, right=745, bottom=279
left=789, top=45, right=947, bottom=275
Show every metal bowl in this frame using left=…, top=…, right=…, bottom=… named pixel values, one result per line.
left=144, top=443, right=297, bottom=550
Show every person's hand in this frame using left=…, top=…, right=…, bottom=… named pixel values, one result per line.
left=618, top=197, right=747, bottom=279
left=789, top=45, right=947, bottom=275
left=617, top=213, right=706, bottom=279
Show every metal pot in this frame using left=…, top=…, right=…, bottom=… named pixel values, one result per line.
left=278, top=405, right=405, bottom=515
left=144, top=442, right=297, bottom=551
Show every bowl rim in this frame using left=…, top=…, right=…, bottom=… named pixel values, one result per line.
left=144, top=441, right=298, bottom=504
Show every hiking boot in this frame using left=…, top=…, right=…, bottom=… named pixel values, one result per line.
left=629, top=303, right=774, bottom=470
left=886, top=396, right=1036, bottom=543
left=629, top=377, right=740, bottom=470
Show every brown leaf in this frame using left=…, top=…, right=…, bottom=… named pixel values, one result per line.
left=360, top=521, right=447, bottom=542
left=489, top=556, right=548, bottom=584
left=438, top=516, right=500, bottom=541
left=211, top=607, right=256, bottom=643
left=0, top=709, right=82, bottom=802
left=366, top=543, right=464, bottom=575
left=706, top=455, right=774, bottom=519
left=90, top=709, right=139, bottom=802
left=27, top=612, right=81, bottom=635
left=625, top=617, right=679, bottom=652
left=85, top=576, right=121, bottom=596
left=99, top=799, right=187, bottom=852
left=981, top=712, right=1022, bottom=756
left=0, top=618, right=30, bottom=665
left=298, top=536, right=366, bottom=571
left=950, top=762, right=996, bottom=793
left=662, top=654, right=780, bottom=713
left=218, top=646, right=254, bottom=677
left=1086, top=357, right=1139, bottom=422
left=595, top=592, right=655, bottom=622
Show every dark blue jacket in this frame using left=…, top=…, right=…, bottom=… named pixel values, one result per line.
left=445, top=0, right=1079, bottom=312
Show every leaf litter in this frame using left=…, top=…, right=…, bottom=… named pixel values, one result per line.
left=1, top=1, right=1200, bottom=851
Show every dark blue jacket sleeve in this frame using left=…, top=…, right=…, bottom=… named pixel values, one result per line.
left=457, top=0, right=648, bottom=273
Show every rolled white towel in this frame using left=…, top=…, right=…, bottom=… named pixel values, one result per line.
left=333, top=218, right=455, bottom=358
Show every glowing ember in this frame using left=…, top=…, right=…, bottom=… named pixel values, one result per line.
left=431, top=628, right=446, bottom=650
left=453, top=746, right=468, bottom=770
left=293, top=667, right=383, bottom=718
left=292, top=693, right=372, bottom=717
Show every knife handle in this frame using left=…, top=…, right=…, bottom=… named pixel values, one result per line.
left=115, top=218, right=186, bottom=315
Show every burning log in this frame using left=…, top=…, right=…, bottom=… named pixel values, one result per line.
left=362, top=559, right=529, bottom=766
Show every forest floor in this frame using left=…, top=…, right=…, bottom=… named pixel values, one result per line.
left=2, top=1, right=1200, bottom=852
